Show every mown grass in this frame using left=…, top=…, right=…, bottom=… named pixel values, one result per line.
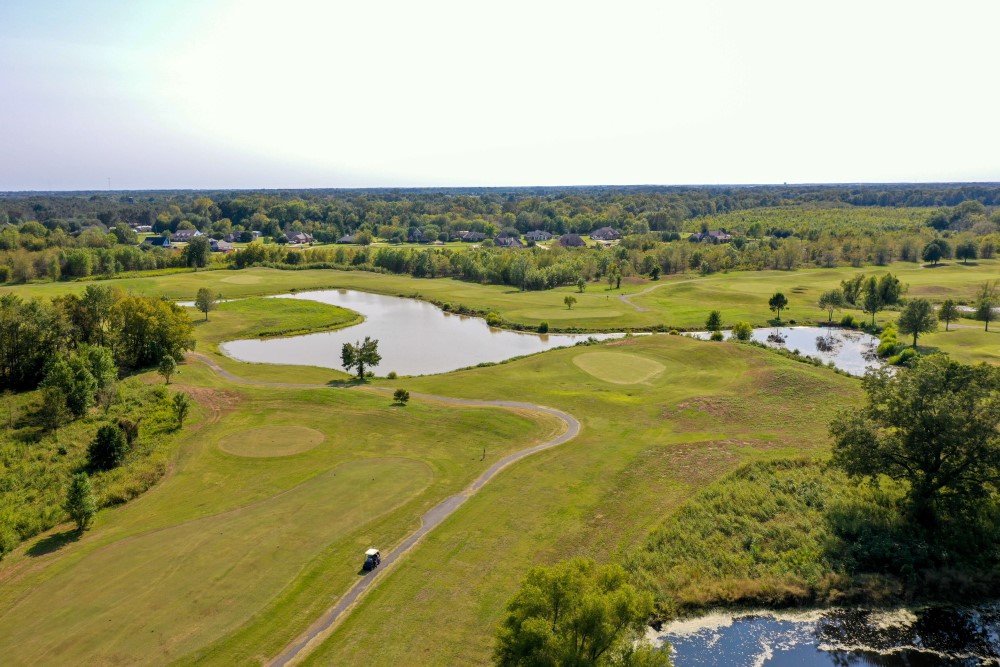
left=300, top=335, right=861, bottom=666
left=0, top=373, right=559, bottom=665
left=4, top=261, right=998, bottom=362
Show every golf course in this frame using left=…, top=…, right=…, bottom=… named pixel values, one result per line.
left=0, top=258, right=995, bottom=665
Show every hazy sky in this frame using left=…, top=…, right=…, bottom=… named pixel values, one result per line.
left=2, top=0, right=998, bottom=190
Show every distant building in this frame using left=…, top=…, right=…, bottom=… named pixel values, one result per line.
left=525, top=230, right=552, bottom=242
left=688, top=230, right=732, bottom=244
left=284, top=231, right=316, bottom=244
left=210, top=239, right=233, bottom=252
left=408, top=228, right=425, bottom=243
left=144, top=236, right=171, bottom=248
left=558, top=233, right=586, bottom=247
left=458, top=231, right=487, bottom=242
left=336, top=234, right=356, bottom=244
left=170, top=229, right=203, bottom=243
left=494, top=233, right=524, bottom=248
left=132, top=225, right=153, bottom=233
left=589, top=227, right=622, bottom=241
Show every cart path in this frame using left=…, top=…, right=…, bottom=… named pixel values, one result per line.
left=185, top=353, right=580, bottom=667
left=616, top=276, right=712, bottom=311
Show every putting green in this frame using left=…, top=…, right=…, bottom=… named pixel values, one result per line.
left=572, top=351, right=666, bottom=384
left=219, top=425, right=325, bottom=457
left=0, top=457, right=432, bottom=665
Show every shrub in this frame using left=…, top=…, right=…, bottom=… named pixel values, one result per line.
left=0, top=265, right=11, bottom=284
left=88, top=423, right=129, bottom=470
left=485, top=311, right=503, bottom=327
left=393, top=388, right=410, bottom=405
left=387, top=371, right=398, bottom=379
left=840, top=314, right=857, bottom=329
left=710, top=330, right=725, bottom=341
left=731, top=321, right=753, bottom=341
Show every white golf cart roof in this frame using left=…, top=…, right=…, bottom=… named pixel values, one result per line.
left=365, top=548, right=380, bottom=556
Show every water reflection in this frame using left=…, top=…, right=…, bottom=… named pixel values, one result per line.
left=653, top=606, right=1000, bottom=666
left=220, top=289, right=622, bottom=376
left=689, top=326, right=881, bottom=376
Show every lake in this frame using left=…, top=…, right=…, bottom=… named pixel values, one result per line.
left=651, top=605, right=1000, bottom=666
left=220, top=290, right=622, bottom=376
left=688, top=326, right=882, bottom=376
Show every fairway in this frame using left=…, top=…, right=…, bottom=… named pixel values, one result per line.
left=0, top=458, right=431, bottom=665
left=218, top=425, right=326, bottom=457
left=572, top=350, right=666, bottom=384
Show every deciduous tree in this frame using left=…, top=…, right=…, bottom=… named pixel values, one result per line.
left=818, top=289, right=846, bottom=322
left=938, top=299, right=959, bottom=331
left=564, top=295, right=577, bottom=310
left=64, top=473, right=97, bottom=531
left=494, top=558, right=669, bottom=667
left=88, top=423, right=128, bottom=470
left=768, top=292, right=788, bottom=321
left=831, top=356, right=1000, bottom=529
left=341, top=336, right=381, bottom=379
left=975, top=280, right=998, bottom=332
left=194, top=288, right=219, bottom=321
left=896, top=298, right=937, bottom=346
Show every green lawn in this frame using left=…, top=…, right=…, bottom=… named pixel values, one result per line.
left=0, top=373, right=558, bottom=665
left=300, top=335, right=861, bottom=666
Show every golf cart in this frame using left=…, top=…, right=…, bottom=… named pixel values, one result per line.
left=363, top=548, right=381, bottom=571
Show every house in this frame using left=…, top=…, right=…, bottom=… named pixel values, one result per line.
left=170, top=229, right=203, bottom=243
left=408, top=228, right=425, bottom=243
left=558, top=233, right=586, bottom=247
left=589, top=227, right=622, bottom=241
left=284, top=231, right=316, bottom=244
left=210, top=239, right=233, bottom=252
left=689, top=230, right=732, bottom=244
left=494, top=233, right=524, bottom=248
left=459, top=231, right=486, bottom=242
left=336, top=234, right=356, bottom=244
left=132, top=225, right=152, bottom=233
left=525, top=230, right=552, bottom=242
left=144, top=236, right=171, bottom=248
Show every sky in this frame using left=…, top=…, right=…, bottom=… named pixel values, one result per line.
left=1, top=0, right=999, bottom=190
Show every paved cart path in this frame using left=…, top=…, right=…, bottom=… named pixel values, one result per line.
left=186, top=353, right=580, bottom=667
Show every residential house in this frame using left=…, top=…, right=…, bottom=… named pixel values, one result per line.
left=589, top=227, right=622, bottom=241
left=210, top=239, right=233, bottom=252
left=458, top=231, right=487, bottom=242
left=688, top=230, right=733, bottom=244
left=336, top=234, right=356, bottom=244
left=170, top=229, right=203, bottom=243
left=525, top=230, right=552, bottom=242
left=143, top=236, right=171, bottom=248
left=494, top=233, right=524, bottom=248
left=284, top=231, right=316, bottom=244
left=558, top=233, right=586, bottom=247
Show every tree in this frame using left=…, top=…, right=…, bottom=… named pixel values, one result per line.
left=185, top=236, right=211, bottom=268
left=976, top=280, right=998, bottom=331
left=731, top=321, right=753, bottom=341
left=896, top=298, right=937, bottom=346
left=650, top=266, right=660, bottom=281
left=41, top=356, right=97, bottom=418
left=876, top=273, right=904, bottom=306
left=393, top=388, right=410, bottom=405
left=172, top=392, right=191, bottom=427
left=88, top=423, right=128, bottom=470
left=768, top=292, right=788, bottom=321
left=564, top=295, right=577, bottom=310
left=861, top=277, right=884, bottom=325
left=841, top=274, right=865, bottom=305
left=831, top=356, right=1000, bottom=529
left=922, top=238, right=951, bottom=266
left=158, top=355, right=177, bottom=384
left=576, top=278, right=587, bottom=293
left=494, top=558, right=669, bottom=667
left=341, top=336, right=381, bottom=379
left=818, top=289, right=846, bottom=322
left=64, top=473, right=97, bottom=531
left=938, top=299, right=959, bottom=331
left=40, top=385, right=70, bottom=433
left=194, top=288, right=219, bottom=321
left=955, top=239, right=978, bottom=264
left=705, top=310, right=722, bottom=331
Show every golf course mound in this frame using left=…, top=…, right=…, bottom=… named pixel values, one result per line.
left=572, top=351, right=666, bottom=384
left=219, top=425, right=325, bottom=457
left=220, top=274, right=263, bottom=284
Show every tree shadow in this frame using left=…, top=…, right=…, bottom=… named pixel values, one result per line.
left=27, top=528, right=82, bottom=557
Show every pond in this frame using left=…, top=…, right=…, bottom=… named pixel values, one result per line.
left=651, top=605, right=1000, bottom=666
left=688, top=326, right=882, bottom=376
left=219, top=290, right=622, bottom=376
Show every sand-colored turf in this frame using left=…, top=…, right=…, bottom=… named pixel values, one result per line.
left=572, top=350, right=666, bottom=384
left=218, top=425, right=326, bottom=457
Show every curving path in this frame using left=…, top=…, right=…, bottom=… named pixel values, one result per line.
left=186, top=353, right=580, bottom=667
left=616, top=276, right=711, bottom=312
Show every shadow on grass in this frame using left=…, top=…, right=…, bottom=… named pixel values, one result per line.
left=27, top=528, right=82, bottom=558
